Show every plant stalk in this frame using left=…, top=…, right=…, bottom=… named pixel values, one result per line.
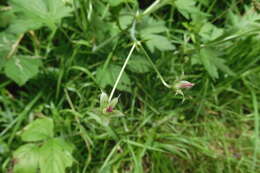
left=109, top=43, right=136, bottom=101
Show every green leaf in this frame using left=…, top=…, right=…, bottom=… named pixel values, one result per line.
left=0, top=140, right=9, bottom=154
left=0, top=10, right=15, bottom=28
left=227, top=7, right=260, bottom=32
left=127, top=55, right=151, bottom=73
left=119, top=12, right=134, bottom=30
left=106, top=0, right=132, bottom=6
left=175, top=0, right=205, bottom=19
left=9, top=0, right=72, bottom=32
left=197, top=0, right=209, bottom=6
left=211, top=56, right=235, bottom=77
left=139, top=16, right=175, bottom=52
left=0, top=32, right=17, bottom=69
left=96, top=64, right=131, bottom=92
left=199, top=48, right=235, bottom=78
left=199, top=23, right=223, bottom=42
left=8, top=18, right=43, bottom=34
left=4, top=56, right=42, bottom=86
left=20, top=117, right=53, bottom=142
left=13, top=144, right=39, bottom=173
left=143, top=34, right=175, bottom=52
left=39, top=138, right=74, bottom=173
left=139, top=17, right=168, bottom=35
left=199, top=48, right=219, bottom=79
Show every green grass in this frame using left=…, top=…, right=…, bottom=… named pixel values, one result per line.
left=0, top=0, right=260, bottom=173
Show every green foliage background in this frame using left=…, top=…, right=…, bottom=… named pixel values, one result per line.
left=0, top=0, right=260, bottom=172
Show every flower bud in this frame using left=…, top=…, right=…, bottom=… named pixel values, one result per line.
left=106, top=106, right=114, bottom=113
left=175, top=80, right=194, bottom=89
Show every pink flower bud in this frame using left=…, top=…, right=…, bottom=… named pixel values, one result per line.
left=106, top=106, right=114, bottom=113
left=175, top=81, right=194, bottom=89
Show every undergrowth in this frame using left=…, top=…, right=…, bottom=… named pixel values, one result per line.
left=0, top=0, right=260, bottom=173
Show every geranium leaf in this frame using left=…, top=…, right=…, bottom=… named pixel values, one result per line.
left=39, top=138, right=74, bottom=173
left=13, top=144, right=40, bottom=173
left=20, top=117, right=53, bottom=142
left=4, top=56, right=42, bottom=86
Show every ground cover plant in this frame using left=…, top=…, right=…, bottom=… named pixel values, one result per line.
left=0, top=0, right=260, bottom=172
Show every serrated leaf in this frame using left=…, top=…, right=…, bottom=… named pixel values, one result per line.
left=96, top=64, right=131, bottom=92
left=4, top=56, right=42, bottom=86
left=20, top=117, right=53, bottom=142
left=139, top=16, right=175, bottom=52
left=199, top=48, right=219, bottom=79
left=211, top=57, right=235, bottom=76
left=143, top=34, right=175, bottom=52
left=127, top=55, right=151, bottom=73
left=228, top=7, right=260, bottom=29
left=198, top=48, right=235, bottom=78
left=13, top=144, right=39, bottom=173
left=139, top=16, right=168, bottom=35
left=39, top=138, right=74, bottom=173
left=9, top=0, right=72, bottom=32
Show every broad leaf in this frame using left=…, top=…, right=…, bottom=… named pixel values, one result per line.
left=9, top=0, right=72, bottom=32
left=20, top=117, right=53, bottom=142
left=0, top=32, right=17, bottom=69
left=127, top=55, right=151, bottom=73
left=4, top=56, right=42, bottom=86
left=96, top=64, right=131, bottom=92
left=13, top=144, right=39, bottom=173
left=39, top=138, right=74, bottom=173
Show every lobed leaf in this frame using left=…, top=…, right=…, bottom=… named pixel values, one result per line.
left=20, top=117, right=53, bottom=142
left=4, top=56, right=42, bottom=86
left=139, top=16, right=175, bottom=52
left=39, top=138, right=74, bottom=173
left=9, top=0, right=72, bottom=32
left=13, top=144, right=40, bottom=173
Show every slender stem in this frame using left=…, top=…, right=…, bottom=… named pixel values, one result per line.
left=109, top=43, right=136, bottom=101
left=251, top=90, right=259, bottom=172
left=140, top=44, right=171, bottom=88
left=142, top=0, right=161, bottom=16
